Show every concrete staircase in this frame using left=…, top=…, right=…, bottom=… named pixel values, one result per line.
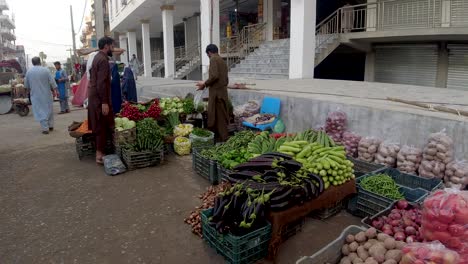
left=228, top=36, right=340, bottom=80
left=174, top=56, right=201, bottom=79
left=229, top=39, right=290, bottom=80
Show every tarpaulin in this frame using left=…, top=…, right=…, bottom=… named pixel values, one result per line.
left=71, top=72, right=88, bottom=106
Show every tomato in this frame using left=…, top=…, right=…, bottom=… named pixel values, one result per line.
left=448, top=224, right=465, bottom=237
left=432, top=231, right=452, bottom=243
left=446, top=237, right=463, bottom=250
left=454, top=208, right=468, bottom=225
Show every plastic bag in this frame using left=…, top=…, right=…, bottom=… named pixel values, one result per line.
left=103, top=154, right=127, bottom=176
left=174, top=136, right=191, bottom=155
left=401, top=241, right=460, bottom=264
left=357, top=136, right=382, bottom=162
left=374, top=142, right=400, bottom=167
left=273, top=118, right=285, bottom=133
left=194, top=89, right=208, bottom=112
left=233, top=100, right=260, bottom=118
left=445, top=160, right=468, bottom=189
left=189, top=131, right=214, bottom=149
left=420, top=130, right=454, bottom=179
left=342, top=131, right=361, bottom=158
left=397, top=145, right=423, bottom=175
left=325, top=109, right=347, bottom=144
left=421, top=188, right=468, bottom=263
left=174, top=123, right=194, bottom=137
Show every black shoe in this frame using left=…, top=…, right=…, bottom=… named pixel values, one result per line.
left=42, top=131, right=49, bottom=135
left=49, top=127, right=54, bottom=131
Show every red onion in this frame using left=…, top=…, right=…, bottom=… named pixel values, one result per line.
left=372, top=219, right=384, bottom=229
left=405, top=226, right=417, bottom=235
left=394, top=231, right=406, bottom=241
left=397, top=200, right=409, bottom=210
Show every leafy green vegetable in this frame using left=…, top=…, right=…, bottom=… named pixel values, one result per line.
left=127, top=118, right=164, bottom=151
left=192, top=128, right=212, bottom=138
left=200, top=131, right=256, bottom=160
left=182, top=99, right=195, bottom=114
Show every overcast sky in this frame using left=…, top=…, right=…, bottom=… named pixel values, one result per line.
left=10, top=0, right=90, bottom=63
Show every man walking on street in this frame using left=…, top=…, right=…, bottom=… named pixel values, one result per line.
left=196, top=44, right=229, bottom=142
left=24, top=57, right=57, bottom=134
left=54, top=61, right=70, bottom=114
left=88, top=36, right=115, bottom=165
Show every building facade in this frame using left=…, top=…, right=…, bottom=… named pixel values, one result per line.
left=107, top=0, right=468, bottom=90
left=0, top=0, right=16, bottom=61
left=80, top=0, right=111, bottom=49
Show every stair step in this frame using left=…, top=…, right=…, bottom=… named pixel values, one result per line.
left=244, top=58, right=289, bottom=64
left=229, top=73, right=289, bottom=80
left=247, top=54, right=290, bottom=60
left=233, top=63, right=289, bottom=69
left=230, top=67, right=288, bottom=74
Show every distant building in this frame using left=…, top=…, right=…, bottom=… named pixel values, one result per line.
left=80, top=0, right=110, bottom=49
left=0, top=0, right=16, bottom=61
left=15, top=45, right=25, bottom=72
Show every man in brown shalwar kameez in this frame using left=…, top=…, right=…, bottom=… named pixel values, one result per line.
left=196, top=44, right=230, bottom=142
left=88, top=36, right=115, bottom=164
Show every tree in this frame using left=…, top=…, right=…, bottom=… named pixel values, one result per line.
left=38, top=51, right=47, bottom=66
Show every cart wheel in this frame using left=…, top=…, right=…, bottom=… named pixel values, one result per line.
left=15, top=105, right=29, bottom=117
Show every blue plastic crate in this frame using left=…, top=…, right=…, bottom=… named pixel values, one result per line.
left=368, top=167, right=443, bottom=192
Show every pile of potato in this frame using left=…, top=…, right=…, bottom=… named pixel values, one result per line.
left=419, top=131, right=454, bottom=179
left=444, top=160, right=468, bottom=189
left=397, top=145, right=423, bottom=175
left=358, top=137, right=382, bottom=162
left=375, top=143, right=400, bottom=167
left=340, top=228, right=405, bottom=264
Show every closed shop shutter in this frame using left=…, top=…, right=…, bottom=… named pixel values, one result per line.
left=447, top=45, right=468, bottom=91
left=375, top=45, right=438, bottom=87
left=451, top=0, right=468, bottom=27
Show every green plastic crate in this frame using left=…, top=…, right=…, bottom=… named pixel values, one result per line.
left=192, top=148, right=219, bottom=185
left=347, top=156, right=386, bottom=177
left=369, top=167, right=443, bottom=192
left=217, top=164, right=233, bottom=181
left=201, top=209, right=271, bottom=264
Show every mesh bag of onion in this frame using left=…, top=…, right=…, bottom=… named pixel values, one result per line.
left=421, top=188, right=468, bottom=263
left=325, top=110, right=347, bottom=144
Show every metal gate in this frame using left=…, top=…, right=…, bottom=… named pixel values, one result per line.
left=447, top=45, right=468, bottom=91
left=375, top=45, right=439, bottom=87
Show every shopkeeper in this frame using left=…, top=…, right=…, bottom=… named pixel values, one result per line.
left=196, top=44, right=230, bottom=142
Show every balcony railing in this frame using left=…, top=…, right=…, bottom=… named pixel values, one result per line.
left=0, top=14, right=14, bottom=28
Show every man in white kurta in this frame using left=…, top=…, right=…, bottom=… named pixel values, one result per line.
left=24, top=57, right=58, bottom=134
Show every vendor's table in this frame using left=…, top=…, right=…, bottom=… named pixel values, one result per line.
left=266, top=180, right=356, bottom=260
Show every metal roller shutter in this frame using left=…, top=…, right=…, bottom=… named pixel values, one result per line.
left=451, top=0, right=468, bottom=27
left=447, top=45, right=468, bottom=91
left=375, top=45, right=438, bottom=87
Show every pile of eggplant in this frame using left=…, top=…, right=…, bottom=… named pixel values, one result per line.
left=208, top=153, right=325, bottom=234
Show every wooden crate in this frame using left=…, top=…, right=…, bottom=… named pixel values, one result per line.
left=122, top=148, right=164, bottom=170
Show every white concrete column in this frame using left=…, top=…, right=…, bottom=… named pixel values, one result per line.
left=441, top=0, right=451, bottom=27
left=289, top=0, right=316, bottom=79
left=94, top=0, right=105, bottom=39
left=127, top=31, right=138, bottom=60
left=364, top=51, right=375, bottom=82
left=118, top=33, right=128, bottom=66
left=141, top=20, right=152, bottom=77
left=366, top=0, right=377, bottom=32
left=161, top=5, right=175, bottom=78
left=263, top=0, right=274, bottom=41
left=200, top=0, right=220, bottom=79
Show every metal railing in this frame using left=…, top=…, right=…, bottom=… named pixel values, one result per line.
left=175, top=42, right=201, bottom=72
left=221, top=22, right=267, bottom=70
left=315, top=0, right=467, bottom=46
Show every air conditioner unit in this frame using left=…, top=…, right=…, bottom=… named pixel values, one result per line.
left=121, top=0, right=127, bottom=6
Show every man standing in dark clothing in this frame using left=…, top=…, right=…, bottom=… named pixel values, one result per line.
left=196, top=44, right=229, bottom=142
left=88, top=36, right=115, bottom=164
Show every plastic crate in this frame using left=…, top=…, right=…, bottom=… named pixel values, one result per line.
left=217, top=164, right=233, bottom=181
left=113, top=127, right=136, bottom=146
left=122, top=148, right=164, bottom=170
left=355, top=185, right=428, bottom=218
left=361, top=200, right=420, bottom=228
left=313, top=200, right=344, bottom=220
left=296, top=225, right=366, bottom=264
left=76, top=136, right=113, bottom=160
left=201, top=209, right=271, bottom=264
left=368, top=167, right=443, bottom=192
left=281, top=217, right=305, bottom=241
left=192, top=148, right=219, bottom=185
left=347, top=156, right=385, bottom=177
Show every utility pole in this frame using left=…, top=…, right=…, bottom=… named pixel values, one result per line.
left=70, top=5, right=77, bottom=64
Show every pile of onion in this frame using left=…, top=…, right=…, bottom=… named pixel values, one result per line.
left=370, top=200, right=423, bottom=243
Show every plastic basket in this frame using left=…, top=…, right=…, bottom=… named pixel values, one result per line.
left=122, top=148, right=164, bottom=170
left=368, top=167, right=443, bottom=192
left=217, top=164, right=233, bottom=181
left=76, top=136, right=113, bottom=160
left=347, top=156, right=385, bottom=177
left=361, top=200, right=420, bottom=228
left=313, top=200, right=344, bottom=220
left=355, top=185, right=428, bottom=218
left=281, top=217, right=305, bottom=241
left=192, top=148, right=219, bottom=185
left=295, top=225, right=366, bottom=264
left=201, top=209, right=271, bottom=264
